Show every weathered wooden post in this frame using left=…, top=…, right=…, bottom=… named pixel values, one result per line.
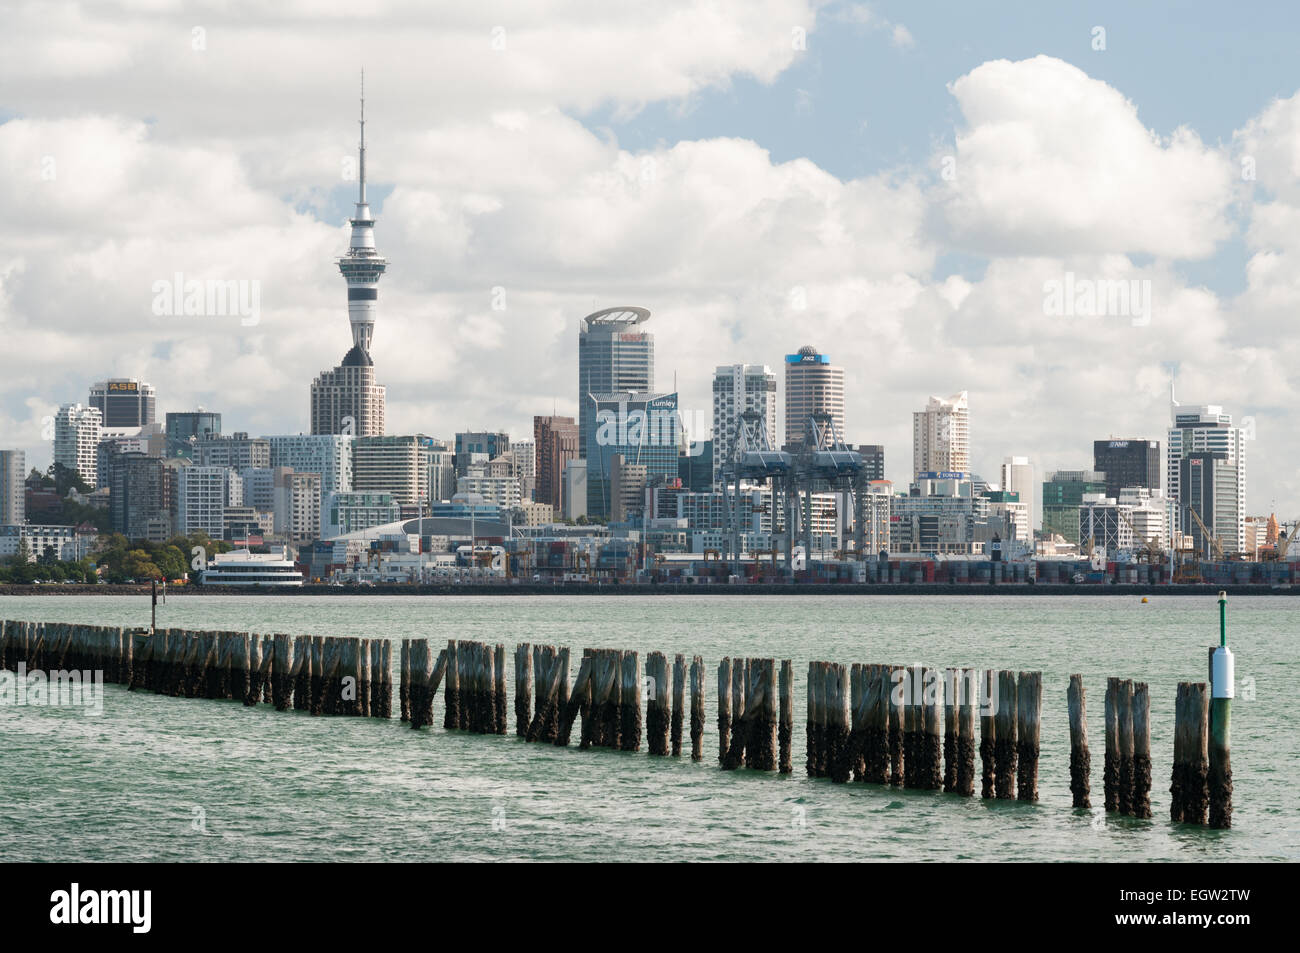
left=828, top=663, right=851, bottom=783
left=979, top=669, right=995, bottom=798
left=515, top=643, right=532, bottom=736
left=778, top=659, right=793, bottom=774
left=620, top=650, right=641, bottom=752
left=1132, top=682, right=1152, bottom=819
left=1117, top=678, right=1134, bottom=815
left=443, top=640, right=459, bottom=730
left=646, top=651, right=670, bottom=755
left=1016, top=671, right=1041, bottom=803
left=804, top=661, right=819, bottom=777
left=1171, top=682, right=1209, bottom=824
left=1104, top=677, right=1119, bottom=812
left=690, top=655, right=705, bottom=762
left=718, top=657, right=732, bottom=764
left=956, top=667, right=976, bottom=797
left=1209, top=592, right=1234, bottom=829
left=864, top=664, right=889, bottom=784
left=399, top=639, right=411, bottom=722
left=994, top=670, right=1017, bottom=799
left=888, top=665, right=904, bottom=786
left=1067, top=674, right=1090, bottom=808
left=671, top=653, right=685, bottom=757
left=494, top=643, right=507, bottom=734
left=923, top=666, right=942, bottom=790
left=723, top=658, right=748, bottom=769
left=943, top=667, right=958, bottom=793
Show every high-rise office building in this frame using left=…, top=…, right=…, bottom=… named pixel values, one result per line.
left=89, top=378, right=156, bottom=428
left=166, top=410, right=222, bottom=459
left=54, top=403, right=102, bottom=487
left=353, top=435, right=432, bottom=507
left=194, top=432, right=271, bottom=471
left=1166, top=391, right=1246, bottom=554
left=577, top=307, right=654, bottom=460
left=1000, top=455, right=1035, bottom=534
left=1093, top=439, right=1160, bottom=500
left=784, top=346, right=845, bottom=448
left=1042, top=470, right=1106, bottom=544
left=0, top=449, right=25, bottom=525
left=454, top=431, right=510, bottom=476
left=585, top=391, right=679, bottom=519
left=912, top=392, right=969, bottom=478
left=712, top=364, right=777, bottom=488
left=855, top=445, right=886, bottom=482
left=273, top=468, right=322, bottom=543
left=105, top=450, right=172, bottom=540
left=311, top=88, right=387, bottom=437
left=267, top=435, right=353, bottom=499
left=534, top=415, right=579, bottom=510
left=177, top=466, right=234, bottom=539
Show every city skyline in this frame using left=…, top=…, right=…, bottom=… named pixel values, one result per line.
left=2, top=4, right=1298, bottom=514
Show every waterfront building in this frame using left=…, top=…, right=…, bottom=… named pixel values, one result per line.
left=912, top=392, right=969, bottom=479
left=1077, top=494, right=1135, bottom=554
left=0, top=524, right=96, bottom=563
left=578, top=307, right=654, bottom=461
left=165, top=410, right=221, bottom=459
left=54, top=403, right=102, bottom=487
left=200, top=547, right=303, bottom=587
left=784, top=345, right=844, bottom=448
left=518, top=502, right=554, bottom=527
left=712, top=363, right=778, bottom=488
left=89, top=378, right=156, bottom=428
left=0, top=449, right=25, bottom=525
left=1042, top=470, right=1107, bottom=544
left=534, top=415, right=579, bottom=510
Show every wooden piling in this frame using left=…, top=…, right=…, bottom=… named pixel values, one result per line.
left=556, top=651, right=592, bottom=747
left=1067, top=674, right=1090, bottom=809
left=689, top=656, right=705, bottom=762
left=979, top=668, right=996, bottom=799
left=862, top=664, right=888, bottom=784
left=1116, top=678, right=1134, bottom=815
left=943, top=667, right=958, bottom=793
left=671, top=653, right=685, bottom=757
left=514, top=643, right=532, bottom=736
left=1016, top=671, right=1041, bottom=803
left=828, top=664, right=851, bottom=783
left=646, top=651, right=670, bottom=756
left=778, top=659, right=793, bottom=774
left=1170, top=682, right=1209, bottom=824
left=443, top=640, right=459, bottom=730
left=923, top=667, right=942, bottom=790
left=804, top=661, right=819, bottom=776
left=994, top=670, right=1017, bottom=799
left=956, top=668, right=975, bottom=797
left=752, top=659, right=778, bottom=772
left=1132, top=682, right=1151, bottom=819
left=1104, top=677, right=1119, bottom=812
left=718, top=657, right=732, bottom=765
left=888, top=665, right=905, bottom=786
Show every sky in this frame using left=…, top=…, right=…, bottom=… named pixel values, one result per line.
left=2, top=0, right=1299, bottom=516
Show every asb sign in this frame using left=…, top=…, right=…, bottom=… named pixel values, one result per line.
left=107, top=381, right=138, bottom=392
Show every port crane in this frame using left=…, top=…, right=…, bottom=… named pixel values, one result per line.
left=1186, top=507, right=1225, bottom=561
left=1262, top=517, right=1299, bottom=561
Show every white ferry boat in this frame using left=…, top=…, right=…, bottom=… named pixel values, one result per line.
left=200, top=547, right=304, bottom=587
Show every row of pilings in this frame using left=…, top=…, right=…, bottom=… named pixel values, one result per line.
left=3, top=621, right=1231, bottom=828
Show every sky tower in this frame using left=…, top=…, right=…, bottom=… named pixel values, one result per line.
left=337, top=71, right=387, bottom=356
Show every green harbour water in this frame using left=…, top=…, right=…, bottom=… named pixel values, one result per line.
left=1, top=593, right=1295, bottom=862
